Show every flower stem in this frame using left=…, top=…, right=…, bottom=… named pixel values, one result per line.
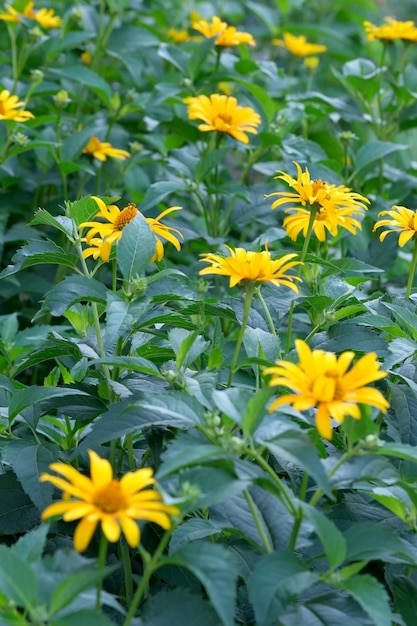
left=120, top=538, right=134, bottom=606
left=96, top=534, right=108, bottom=610
left=406, top=238, right=417, bottom=299
left=249, top=443, right=298, bottom=516
left=243, top=489, right=273, bottom=553
left=256, top=286, right=276, bottom=336
left=227, top=282, right=256, bottom=386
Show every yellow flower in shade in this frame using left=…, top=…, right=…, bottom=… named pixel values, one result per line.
left=265, top=161, right=369, bottom=242
left=83, top=136, right=130, bottom=162
left=264, top=340, right=389, bottom=440
left=373, top=205, right=417, bottom=247
left=167, top=28, right=191, bottom=43
left=40, top=449, right=179, bottom=552
left=199, top=245, right=302, bottom=290
left=80, top=197, right=183, bottom=263
left=363, top=17, right=417, bottom=42
left=0, top=89, right=34, bottom=122
left=0, top=1, right=60, bottom=27
left=192, top=15, right=255, bottom=47
left=185, top=94, right=261, bottom=144
left=272, top=32, right=327, bottom=57
left=304, top=56, right=320, bottom=70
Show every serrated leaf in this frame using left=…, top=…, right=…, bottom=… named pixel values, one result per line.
left=0, top=472, right=39, bottom=534
left=8, top=386, right=90, bottom=421
left=139, top=181, right=184, bottom=212
left=340, top=574, right=392, bottom=626
left=0, top=240, right=78, bottom=279
left=42, top=275, right=108, bottom=316
left=49, top=65, right=112, bottom=104
left=345, top=522, right=413, bottom=564
left=170, top=541, right=237, bottom=626
left=169, top=518, right=220, bottom=555
left=69, top=196, right=103, bottom=227
left=49, top=566, right=116, bottom=615
left=12, top=341, right=83, bottom=377
left=195, top=148, right=229, bottom=184
left=117, top=213, right=156, bottom=281
left=352, top=141, right=407, bottom=178
left=0, top=546, right=38, bottom=609
left=304, top=505, right=347, bottom=570
left=187, top=36, right=216, bottom=80
left=10, top=525, right=48, bottom=563
left=392, top=576, right=417, bottom=626
left=141, top=589, right=222, bottom=626
left=13, top=443, right=58, bottom=511
left=49, top=608, right=116, bottom=626
left=29, top=209, right=74, bottom=237
left=249, top=551, right=317, bottom=625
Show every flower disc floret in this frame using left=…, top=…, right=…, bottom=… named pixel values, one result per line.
left=264, top=340, right=389, bottom=439
left=185, top=94, right=261, bottom=144
left=373, top=205, right=417, bottom=247
left=199, top=245, right=303, bottom=290
left=40, top=449, right=179, bottom=552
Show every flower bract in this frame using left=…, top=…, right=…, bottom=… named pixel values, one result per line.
left=363, top=17, right=417, bottom=42
left=40, top=449, right=179, bottom=552
left=83, top=136, right=130, bottom=162
left=192, top=15, right=255, bottom=47
left=199, top=245, right=303, bottom=290
left=264, top=339, right=389, bottom=439
left=0, top=89, right=34, bottom=122
left=373, top=205, right=417, bottom=247
left=185, top=94, right=261, bottom=144
left=266, top=161, right=369, bottom=241
left=272, top=32, right=327, bottom=57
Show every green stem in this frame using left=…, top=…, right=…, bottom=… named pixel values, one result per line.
left=285, top=205, right=317, bottom=353
left=227, top=282, right=256, bottom=386
left=406, top=238, right=417, bottom=299
left=287, top=472, right=309, bottom=551
left=120, top=539, right=134, bottom=606
left=123, top=528, right=175, bottom=626
left=126, top=432, right=135, bottom=470
left=249, top=443, right=298, bottom=516
left=309, top=449, right=353, bottom=508
left=256, top=286, right=276, bottom=336
left=243, top=489, right=273, bottom=553
left=96, top=534, right=108, bottom=610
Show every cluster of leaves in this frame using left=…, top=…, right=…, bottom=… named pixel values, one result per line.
left=2, top=0, right=417, bottom=625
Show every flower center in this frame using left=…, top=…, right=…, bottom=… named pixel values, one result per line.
left=311, top=179, right=326, bottom=195
left=315, top=208, right=328, bottom=221
left=114, top=203, right=138, bottom=231
left=312, top=370, right=344, bottom=403
left=93, top=480, right=128, bottom=513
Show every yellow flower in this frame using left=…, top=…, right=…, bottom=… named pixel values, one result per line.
left=40, top=449, right=179, bottom=552
left=199, top=245, right=302, bottom=290
left=265, top=161, right=369, bottom=241
left=304, top=56, right=320, bottom=70
left=185, top=94, right=261, bottom=144
left=0, top=1, right=60, bottom=27
left=80, top=197, right=183, bottom=263
left=0, top=89, right=34, bottom=122
left=192, top=15, right=255, bottom=47
left=264, top=340, right=389, bottom=440
left=81, top=50, right=92, bottom=65
left=167, top=28, right=192, bottom=43
left=373, top=205, right=417, bottom=247
left=272, top=32, right=327, bottom=57
left=83, top=136, right=130, bottom=162
left=363, top=17, right=417, bottom=42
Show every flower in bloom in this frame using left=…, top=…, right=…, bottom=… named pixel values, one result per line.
left=0, top=1, right=61, bottom=28
left=83, top=136, right=130, bottom=162
left=185, top=94, right=261, bottom=144
left=81, top=50, right=92, bottom=65
left=272, top=32, right=327, bottom=57
left=0, top=89, right=34, bottom=122
left=265, top=161, right=369, bottom=241
left=192, top=15, right=255, bottom=47
left=79, top=197, right=183, bottom=263
left=363, top=17, right=417, bottom=42
left=264, top=340, right=389, bottom=439
left=40, top=449, right=179, bottom=552
left=373, top=205, right=417, bottom=246
left=167, top=28, right=192, bottom=43
left=199, top=245, right=302, bottom=290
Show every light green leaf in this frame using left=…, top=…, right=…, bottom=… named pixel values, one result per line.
left=117, top=213, right=156, bottom=281
left=139, top=180, right=184, bottom=212
left=392, top=576, right=417, bottom=626
left=352, top=141, right=407, bottom=178
left=10, top=524, right=48, bottom=563
left=340, top=574, right=392, bottom=626
left=49, top=609, right=116, bottom=626
left=0, top=546, right=38, bottom=610
left=49, top=566, right=116, bottom=615
left=12, top=443, right=58, bottom=511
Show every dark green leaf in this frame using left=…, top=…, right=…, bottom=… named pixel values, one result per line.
left=0, top=472, right=39, bottom=534
left=10, top=524, right=48, bottom=563
left=8, top=386, right=90, bottom=421
left=304, top=505, right=347, bottom=570
left=42, top=275, right=108, bottom=316
left=49, top=566, right=117, bottom=615
left=141, top=589, right=222, bottom=626
left=139, top=181, right=184, bottom=213
left=392, top=576, right=417, bottom=626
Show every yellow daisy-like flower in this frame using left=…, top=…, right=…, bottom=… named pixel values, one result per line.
left=363, top=17, right=417, bottom=42
left=185, top=94, right=261, bottom=144
left=272, top=32, right=327, bottom=57
left=373, top=205, right=417, bottom=247
left=0, top=1, right=60, bottom=27
left=40, top=449, right=179, bottom=552
left=83, top=136, right=130, bottom=162
left=80, top=197, right=183, bottom=263
left=265, top=161, right=369, bottom=242
left=0, top=1, right=32, bottom=22
left=0, top=89, right=34, bottom=122
left=81, top=50, right=92, bottom=65
left=192, top=15, right=255, bottom=47
left=264, top=339, right=389, bottom=440
left=168, top=27, right=192, bottom=43
left=199, top=245, right=302, bottom=290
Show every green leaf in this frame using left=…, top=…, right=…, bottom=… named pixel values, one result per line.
left=12, top=442, right=58, bottom=511
left=248, top=551, right=317, bottom=625
left=10, top=525, right=48, bottom=563
left=69, top=196, right=102, bottom=227
left=61, top=127, right=95, bottom=162
left=168, top=328, right=209, bottom=369
left=117, top=213, right=156, bottom=281
left=12, top=341, right=83, bottom=377
left=0, top=473, right=39, bottom=534
left=42, top=275, right=108, bottom=316
left=49, top=65, right=112, bottom=104
left=0, top=546, right=38, bottom=610
left=345, top=522, right=414, bottom=564
left=8, top=386, right=90, bottom=421
left=170, top=541, right=237, bottom=626
left=304, top=505, right=347, bottom=570
left=29, top=209, right=74, bottom=237
left=260, top=430, right=333, bottom=498
left=187, top=36, right=216, bottom=80
left=0, top=241, right=78, bottom=279
left=49, top=609, right=116, bottom=626
left=195, top=148, right=229, bottom=184
left=352, top=141, right=407, bottom=178
left=241, top=386, right=275, bottom=437
left=235, top=79, right=276, bottom=121
left=169, top=518, right=220, bottom=555
left=157, top=433, right=225, bottom=478
left=141, top=589, right=222, bottom=626
left=340, top=574, right=393, bottom=626
left=392, top=576, right=417, bottom=626
left=92, top=355, right=160, bottom=377
left=157, top=43, right=189, bottom=74
left=49, top=566, right=117, bottom=615
left=139, top=181, right=184, bottom=212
